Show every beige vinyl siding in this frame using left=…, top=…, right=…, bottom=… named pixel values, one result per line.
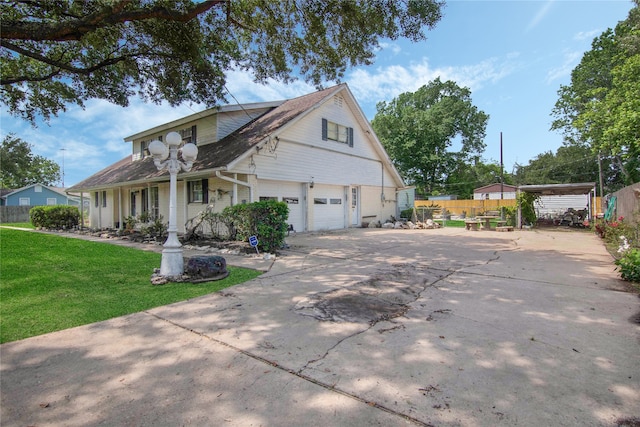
left=236, top=104, right=393, bottom=188
left=359, top=185, right=398, bottom=224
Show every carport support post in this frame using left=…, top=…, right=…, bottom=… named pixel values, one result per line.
left=516, top=188, right=522, bottom=229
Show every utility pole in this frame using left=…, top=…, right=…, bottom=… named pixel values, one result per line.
left=597, top=151, right=604, bottom=199
left=60, top=148, right=66, bottom=187
left=500, top=132, right=504, bottom=200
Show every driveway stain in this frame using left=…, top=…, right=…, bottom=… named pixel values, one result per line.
left=295, top=264, right=440, bottom=324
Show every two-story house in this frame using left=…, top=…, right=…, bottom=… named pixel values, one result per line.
left=68, top=84, right=406, bottom=232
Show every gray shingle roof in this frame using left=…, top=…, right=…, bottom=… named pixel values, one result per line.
left=69, top=84, right=344, bottom=191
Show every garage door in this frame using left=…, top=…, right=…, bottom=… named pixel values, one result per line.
left=312, top=185, right=346, bottom=230
left=258, top=180, right=304, bottom=232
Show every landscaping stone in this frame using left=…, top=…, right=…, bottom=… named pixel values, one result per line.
left=184, top=255, right=229, bottom=282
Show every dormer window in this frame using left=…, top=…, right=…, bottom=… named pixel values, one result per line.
left=179, top=125, right=197, bottom=145
left=140, top=140, right=150, bottom=157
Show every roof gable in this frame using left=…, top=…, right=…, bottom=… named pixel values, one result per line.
left=473, top=183, right=517, bottom=193
left=69, top=84, right=405, bottom=191
left=4, top=183, right=69, bottom=198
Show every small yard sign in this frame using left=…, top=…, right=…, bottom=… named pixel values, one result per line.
left=249, top=235, right=259, bottom=254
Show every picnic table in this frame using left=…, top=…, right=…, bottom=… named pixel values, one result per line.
left=476, top=215, right=500, bottom=230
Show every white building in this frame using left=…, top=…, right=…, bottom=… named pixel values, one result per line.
left=69, top=84, right=406, bottom=232
left=473, top=183, right=517, bottom=200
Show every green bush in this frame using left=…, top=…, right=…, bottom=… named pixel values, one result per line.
left=502, top=206, right=517, bottom=227
left=616, top=248, right=640, bottom=283
left=139, top=215, right=167, bottom=238
left=594, top=216, right=638, bottom=249
left=30, top=205, right=80, bottom=229
left=223, top=200, right=289, bottom=253
left=400, top=208, right=414, bottom=220
left=517, top=192, right=538, bottom=226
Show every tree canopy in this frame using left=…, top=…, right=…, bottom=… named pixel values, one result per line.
left=551, top=1, right=640, bottom=185
left=444, top=159, right=512, bottom=200
left=1, top=0, right=444, bottom=123
left=371, top=78, right=489, bottom=196
left=0, top=134, right=61, bottom=188
left=513, top=142, right=627, bottom=194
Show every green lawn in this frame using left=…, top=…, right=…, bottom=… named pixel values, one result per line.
left=1, top=222, right=34, bottom=229
left=0, top=228, right=261, bottom=343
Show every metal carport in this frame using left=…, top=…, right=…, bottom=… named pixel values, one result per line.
left=516, top=182, right=597, bottom=228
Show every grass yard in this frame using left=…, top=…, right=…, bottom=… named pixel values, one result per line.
left=1, top=222, right=34, bottom=229
left=0, top=228, right=261, bottom=343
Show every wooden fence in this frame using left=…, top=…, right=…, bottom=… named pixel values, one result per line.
left=415, top=197, right=603, bottom=219
left=0, top=206, right=32, bottom=223
left=610, top=182, right=640, bottom=224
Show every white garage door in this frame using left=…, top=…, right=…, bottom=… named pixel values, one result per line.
left=312, top=185, right=346, bottom=230
left=258, top=180, right=304, bottom=232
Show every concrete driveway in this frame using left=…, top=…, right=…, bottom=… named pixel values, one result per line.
left=1, top=227, right=639, bottom=426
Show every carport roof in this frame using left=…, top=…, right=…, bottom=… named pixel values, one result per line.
left=518, top=182, right=596, bottom=196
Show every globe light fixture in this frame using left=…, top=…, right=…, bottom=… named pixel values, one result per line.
left=148, top=131, right=199, bottom=278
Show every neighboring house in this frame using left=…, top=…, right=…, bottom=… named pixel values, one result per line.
left=68, top=84, right=406, bottom=232
left=1, top=184, right=81, bottom=207
left=0, top=188, right=13, bottom=206
left=473, top=183, right=517, bottom=200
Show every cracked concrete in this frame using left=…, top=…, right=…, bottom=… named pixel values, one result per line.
left=2, top=227, right=639, bottom=426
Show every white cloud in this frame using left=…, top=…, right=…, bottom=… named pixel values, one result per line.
left=346, top=54, right=520, bottom=110
left=574, top=29, right=601, bottom=41
left=526, top=0, right=555, bottom=33
left=223, top=69, right=316, bottom=103
left=377, top=41, right=402, bottom=56
left=546, top=50, right=582, bottom=83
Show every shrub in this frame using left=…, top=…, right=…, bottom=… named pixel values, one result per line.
left=616, top=248, right=640, bottom=283
left=30, top=205, right=80, bottom=229
left=139, top=215, right=167, bottom=238
left=593, top=216, right=638, bottom=249
left=124, top=215, right=138, bottom=231
left=517, top=192, right=538, bottom=226
left=223, top=200, right=289, bottom=253
left=400, top=207, right=414, bottom=220
left=502, top=206, right=517, bottom=227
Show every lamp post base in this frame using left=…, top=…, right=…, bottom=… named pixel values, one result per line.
left=159, top=246, right=184, bottom=278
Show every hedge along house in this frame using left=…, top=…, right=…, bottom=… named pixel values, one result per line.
left=68, top=84, right=406, bottom=233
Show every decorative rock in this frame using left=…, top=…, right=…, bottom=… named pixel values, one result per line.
left=382, top=222, right=394, bottom=229
left=184, top=255, right=229, bottom=282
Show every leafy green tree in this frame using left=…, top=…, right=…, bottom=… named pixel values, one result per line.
left=444, top=158, right=512, bottom=199
left=1, top=0, right=444, bottom=123
left=0, top=134, right=60, bottom=188
left=371, top=78, right=489, bottom=195
left=551, top=2, right=640, bottom=185
left=514, top=139, right=627, bottom=194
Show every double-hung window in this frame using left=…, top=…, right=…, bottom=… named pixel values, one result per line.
left=188, top=179, right=208, bottom=203
left=322, top=119, right=354, bottom=147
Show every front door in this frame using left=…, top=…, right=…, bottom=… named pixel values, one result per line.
left=351, top=186, right=359, bottom=226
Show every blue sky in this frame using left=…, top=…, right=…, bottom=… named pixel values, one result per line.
left=0, top=0, right=634, bottom=188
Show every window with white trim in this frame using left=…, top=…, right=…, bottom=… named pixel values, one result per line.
left=179, top=125, right=197, bottom=145
left=19, top=197, right=30, bottom=206
left=150, top=187, right=159, bottom=220
left=322, top=119, right=353, bottom=147
left=188, top=179, right=208, bottom=203
left=35, top=185, right=42, bottom=192
left=47, top=198, right=57, bottom=205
